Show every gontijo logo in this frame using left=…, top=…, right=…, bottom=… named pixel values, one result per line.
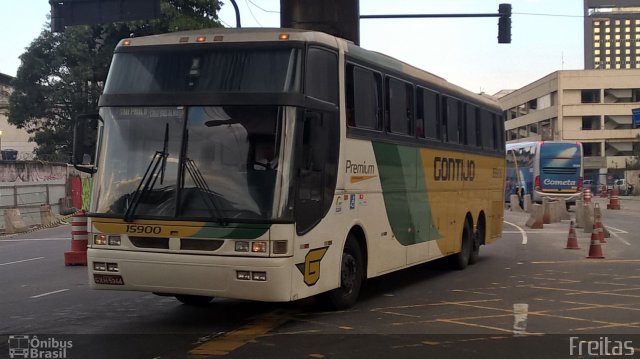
left=433, top=156, right=475, bottom=181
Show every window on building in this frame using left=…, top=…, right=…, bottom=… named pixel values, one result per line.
left=581, top=116, right=601, bottom=130
left=581, top=89, right=601, bottom=103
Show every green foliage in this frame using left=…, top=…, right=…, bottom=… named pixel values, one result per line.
left=8, top=0, right=222, bottom=163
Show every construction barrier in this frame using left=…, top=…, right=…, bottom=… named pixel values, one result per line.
left=3, top=208, right=29, bottom=234
left=510, top=194, right=524, bottom=212
left=64, top=211, right=88, bottom=266
left=575, top=199, right=584, bottom=229
left=582, top=203, right=594, bottom=234
left=565, top=221, right=580, bottom=249
left=524, top=194, right=532, bottom=213
left=607, top=187, right=621, bottom=210
left=558, top=198, right=571, bottom=221
left=542, top=198, right=552, bottom=224
left=39, top=204, right=57, bottom=227
left=525, top=204, right=544, bottom=229
left=586, top=223, right=605, bottom=259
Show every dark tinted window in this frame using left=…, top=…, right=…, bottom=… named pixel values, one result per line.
left=346, top=64, right=382, bottom=130
left=443, top=97, right=461, bottom=143
left=305, top=47, right=338, bottom=104
left=465, top=104, right=478, bottom=146
left=480, top=110, right=495, bottom=149
left=416, top=87, right=439, bottom=139
left=386, top=77, right=413, bottom=135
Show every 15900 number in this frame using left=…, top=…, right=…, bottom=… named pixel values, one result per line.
left=125, top=224, right=162, bottom=234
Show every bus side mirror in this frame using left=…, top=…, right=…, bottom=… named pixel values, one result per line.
left=73, top=114, right=101, bottom=174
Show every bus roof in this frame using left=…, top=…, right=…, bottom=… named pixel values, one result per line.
left=116, top=27, right=500, bottom=113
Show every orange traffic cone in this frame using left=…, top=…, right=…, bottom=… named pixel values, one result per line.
left=607, top=187, right=621, bottom=210
left=565, top=221, right=580, bottom=249
left=586, top=225, right=605, bottom=259
left=64, top=211, right=88, bottom=266
left=583, top=188, right=592, bottom=204
left=593, top=204, right=606, bottom=243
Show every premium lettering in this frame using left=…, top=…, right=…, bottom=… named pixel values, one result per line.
left=346, top=160, right=375, bottom=175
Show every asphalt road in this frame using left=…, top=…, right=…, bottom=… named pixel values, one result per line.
left=1, top=204, right=639, bottom=359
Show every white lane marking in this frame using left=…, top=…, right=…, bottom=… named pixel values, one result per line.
left=504, top=221, right=528, bottom=245
left=30, top=289, right=70, bottom=298
left=603, top=225, right=628, bottom=234
left=0, top=257, right=45, bottom=266
left=608, top=230, right=631, bottom=246
left=0, top=238, right=70, bottom=242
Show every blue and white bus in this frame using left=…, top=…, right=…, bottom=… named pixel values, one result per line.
left=506, top=141, right=583, bottom=206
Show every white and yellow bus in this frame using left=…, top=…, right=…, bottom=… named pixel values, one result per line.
left=74, top=28, right=505, bottom=309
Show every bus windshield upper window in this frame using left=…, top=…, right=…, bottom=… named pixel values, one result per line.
left=104, top=47, right=302, bottom=94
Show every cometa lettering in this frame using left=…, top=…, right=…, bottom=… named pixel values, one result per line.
left=543, top=179, right=576, bottom=186
left=434, top=157, right=475, bottom=181
left=346, top=160, right=375, bottom=175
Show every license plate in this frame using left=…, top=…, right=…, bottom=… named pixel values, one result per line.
left=94, top=274, right=124, bottom=285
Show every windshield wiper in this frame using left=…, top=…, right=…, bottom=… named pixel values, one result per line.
left=180, top=129, right=226, bottom=225
left=124, top=123, right=170, bottom=222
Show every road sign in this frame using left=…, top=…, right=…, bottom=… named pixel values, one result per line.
left=633, top=108, right=640, bottom=128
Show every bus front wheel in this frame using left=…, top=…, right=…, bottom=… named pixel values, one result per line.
left=318, top=235, right=364, bottom=310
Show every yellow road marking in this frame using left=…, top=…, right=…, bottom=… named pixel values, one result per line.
left=190, top=309, right=296, bottom=356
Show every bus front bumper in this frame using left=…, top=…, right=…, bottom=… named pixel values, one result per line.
left=88, top=249, right=294, bottom=302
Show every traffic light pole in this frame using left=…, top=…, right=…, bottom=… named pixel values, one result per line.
left=360, top=3, right=512, bottom=43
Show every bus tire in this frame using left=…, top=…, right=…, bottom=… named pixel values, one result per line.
left=318, top=235, right=364, bottom=310
left=469, top=221, right=483, bottom=265
left=451, top=220, right=472, bottom=270
left=175, top=295, right=214, bottom=306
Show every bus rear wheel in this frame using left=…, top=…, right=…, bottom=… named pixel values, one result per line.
left=175, top=295, right=214, bottom=306
left=318, top=235, right=363, bottom=310
left=451, top=220, right=472, bottom=270
left=469, top=221, right=484, bottom=265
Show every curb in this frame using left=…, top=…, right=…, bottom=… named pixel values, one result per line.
left=0, top=213, right=76, bottom=239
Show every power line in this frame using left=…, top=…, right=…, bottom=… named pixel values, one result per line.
left=514, top=12, right=584, bottom=18
left=244, top=0, right=263, bottom=26
left=246, top=0, right=279, bottom=14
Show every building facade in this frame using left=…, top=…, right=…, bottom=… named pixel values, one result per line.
left=0, top=72, right=37, bottom=159
left=584, top=0, right=640, bottom=70
left=499, top=69, right=640, bottom=189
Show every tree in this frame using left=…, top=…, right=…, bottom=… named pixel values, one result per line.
left=8, top=0, right=222, bottom=162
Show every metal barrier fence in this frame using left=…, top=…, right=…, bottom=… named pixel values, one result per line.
left=0, top=181, right=67, bottom=230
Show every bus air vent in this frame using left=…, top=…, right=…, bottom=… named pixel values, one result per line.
left=181, top=238, right=224, bottom=251
left=129, top=237, right=170, bottom=249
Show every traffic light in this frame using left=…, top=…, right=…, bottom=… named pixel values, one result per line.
left=498, top=3, right=512, bottom=44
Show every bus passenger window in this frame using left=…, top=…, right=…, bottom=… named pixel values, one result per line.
left=387, top=77, right=413, bottom=135
left=347, top=64, right=382, bottom=130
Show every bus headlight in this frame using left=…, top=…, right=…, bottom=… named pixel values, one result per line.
left=272, top=240, right=288, bottom=254
left=235, top=241, right=250, bottom=252
left=94, top=234, right=107, bottom=245
left=251, top=241, right=267, bottom=253
left=108, top=236, right=121, bottom=246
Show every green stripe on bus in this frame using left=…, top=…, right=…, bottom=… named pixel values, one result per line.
left=373, top=142, right=440, bottom=246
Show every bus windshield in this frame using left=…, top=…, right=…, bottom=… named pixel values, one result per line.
left=93, top=106, right=293, bottom=222
left=103, top=47, right=302, bottom=94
